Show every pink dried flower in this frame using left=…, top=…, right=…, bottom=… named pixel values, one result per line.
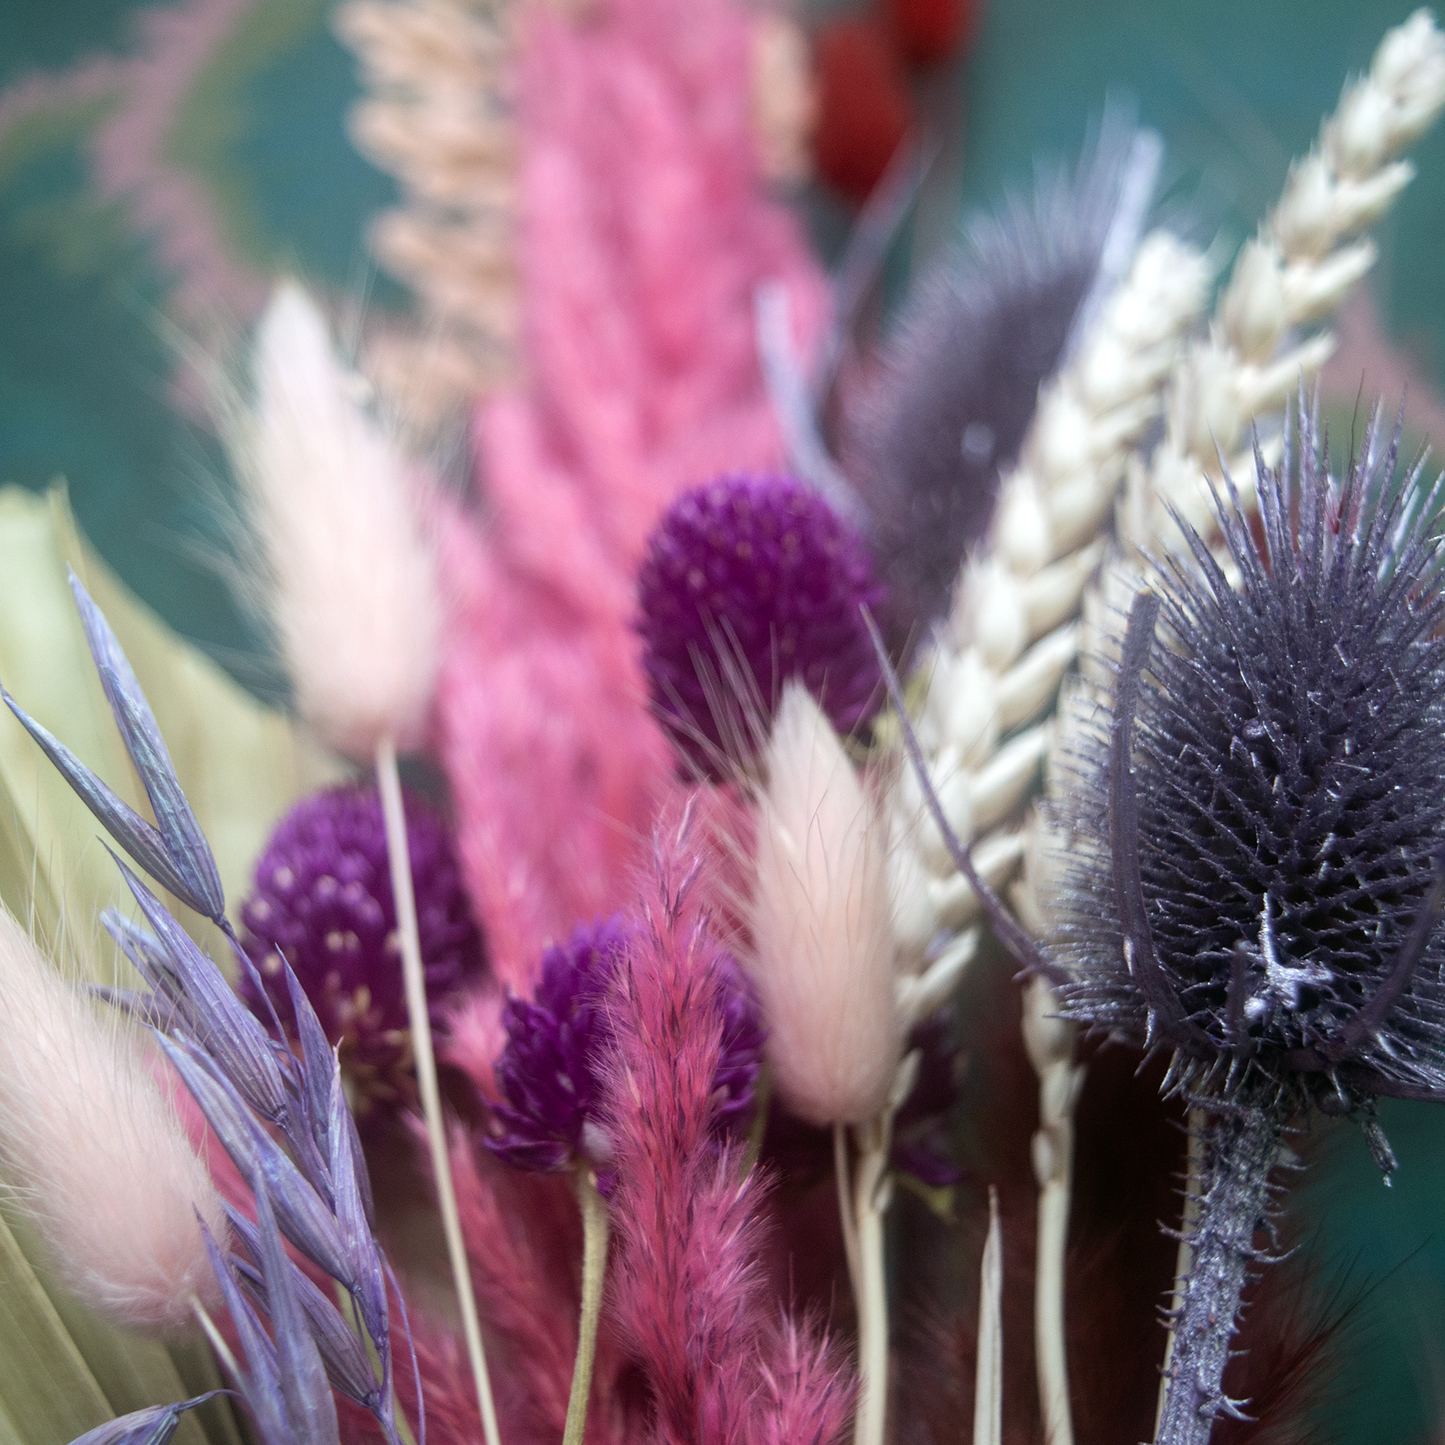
left=605, top=809, right=853, bottom=1442
left=434, top=0, right=828, bottom=979
left=750, top=681, right=902, bottom=1126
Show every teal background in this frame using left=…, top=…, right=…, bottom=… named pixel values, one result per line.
left=3, top=1, right=1445, bottom=1439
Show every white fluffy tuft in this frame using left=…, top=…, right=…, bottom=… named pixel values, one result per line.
left=244, top=281, right=441, bottom=759
left=0, top=910, right=225, bottom=1334
left=750, top=682, right=902, bottom=1126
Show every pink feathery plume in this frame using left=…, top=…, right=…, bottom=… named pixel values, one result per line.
left=754, top=1316, right=856, bottom=1445
left=435, top=0, right=829, bottom=984
left=606, top=807, right=853, bottom=1443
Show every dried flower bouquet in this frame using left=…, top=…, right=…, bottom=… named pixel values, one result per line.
left=4, top=6, right=1445, bottom=1445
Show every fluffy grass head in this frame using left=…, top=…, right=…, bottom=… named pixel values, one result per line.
left=237, top=281, right=442, bottom=759
left=0, top=908, right=225, bottom=1333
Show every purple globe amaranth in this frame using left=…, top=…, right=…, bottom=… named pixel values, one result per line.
left=239, top=784, right=485, bottom=1116
left=711, top=951, right=767, bottom=1138
left=487, top=915, right=766, bottom=1173
left=486, top=915, right=631, bottom=1173
left=636, top=472, right=887, bottom=775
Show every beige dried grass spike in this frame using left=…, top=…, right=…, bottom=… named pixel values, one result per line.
left=336, top=0, right=522, bottom=426
left=0, top=908, right=225, bottom=1335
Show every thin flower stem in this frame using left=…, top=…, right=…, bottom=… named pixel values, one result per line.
left=852, top=1118, right=891, bottom=1445
left=376, top=735, right=502, bottom=1445
left=833, top=1122, right=861, bottom=1295
left=562, top=1169, right=611, bottom=1445
left=1034, top=1144, right=1073, bottom=1445
left=974, top=1189, right=1003, bottom=1445
left=192, top=1296, right=242, bottom=1383
left=1024, top=979, right=1079, bottom=1445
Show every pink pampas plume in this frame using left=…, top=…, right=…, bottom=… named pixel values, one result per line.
left=750, top=681, right=901, bottom=1127
left=754, top=1317, right=856, bottom=1445
left=435, top=0, right=829, bottom=984
left=606, top=807, right=853, bottom=1443
left=0, top=909, right=225, bottom=1333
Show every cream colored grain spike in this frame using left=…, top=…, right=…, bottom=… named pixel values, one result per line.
left=896, top=9, right=1445, bottom=957
left=335, top=0, right=522, bottom=427
left=1142, top=7, right=1445, bottom=557
left=884, top=229, right=1209, bottom=964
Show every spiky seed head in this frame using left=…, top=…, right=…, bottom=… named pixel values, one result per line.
left=1051, top=401, right=1445, bottom=1112
left=841, top=113, right=1155, bottom=638
left=636, top=471, right=885, bottom=778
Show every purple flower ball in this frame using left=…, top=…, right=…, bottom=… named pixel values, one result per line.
left=637, top=472, right=887, bottom=775
left=712, top=953, right=767, bottom=1138
left=487, top=915, right=633, bottom=1173
left=487, top=915, right=767, bottom=1174
left=238, top=784, right=485, bottom=1116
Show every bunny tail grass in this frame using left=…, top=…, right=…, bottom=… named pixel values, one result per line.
left=376, top=735, right=501, bottom=1445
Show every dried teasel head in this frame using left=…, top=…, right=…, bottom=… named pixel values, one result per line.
left=1051, top=397, right=1445, bottom=1124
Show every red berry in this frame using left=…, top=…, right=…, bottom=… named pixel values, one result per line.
left=812, top=17, right=913, bottom=204
left=884, top=0, right=982, bottom=68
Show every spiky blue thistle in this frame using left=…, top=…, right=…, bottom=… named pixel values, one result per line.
left=1049, top=400, right=1445, bottom=1445
left=1054, top=404, right=1445, bottom=1116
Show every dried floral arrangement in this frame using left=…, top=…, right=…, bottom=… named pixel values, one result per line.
left=4, top=6, right=1445, bottom=1445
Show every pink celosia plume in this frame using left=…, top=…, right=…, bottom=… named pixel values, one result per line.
left=605, top=808, right=853, bottom=1444
left=435, top=0, right=828, bottom=985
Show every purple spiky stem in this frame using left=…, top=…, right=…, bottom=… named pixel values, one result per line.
left=1154, top=1103, right=1285, bottom=1445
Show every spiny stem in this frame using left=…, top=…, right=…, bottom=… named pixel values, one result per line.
left=562, top=1169, right=611, bottom=1445
left=1154, top=1109, right=1205, bottom=1438
left=376, top=735, right=502, bottom=1445
left=1154, top=1104, right=1283, bottom=1445
left=851, top=1117, right=892, bottom=1445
